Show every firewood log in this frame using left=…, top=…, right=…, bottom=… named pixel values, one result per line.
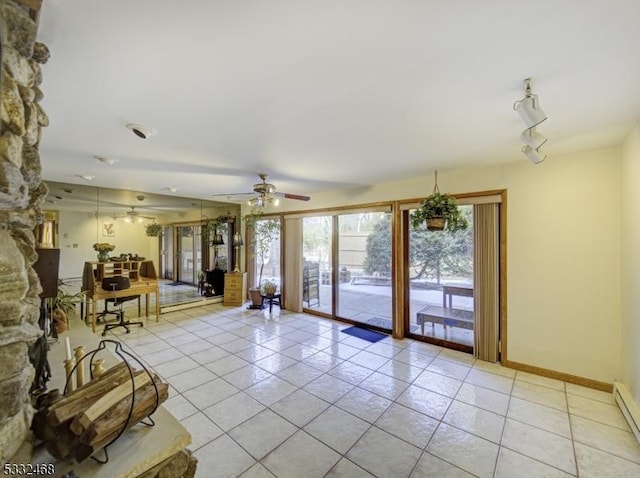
left=80, top=380, right=169, bottom=446
left=74, top=382, right=169, bottom=462
left=44, top=424, right=80, bottom=460
left=47, top=363, right=140, bottom=427
left=69, top=373, right=151, bottom=435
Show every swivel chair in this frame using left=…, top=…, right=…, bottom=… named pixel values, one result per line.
left=95, top=271, right=141, bottom=323
left=101, top=276, right=143, bottom=336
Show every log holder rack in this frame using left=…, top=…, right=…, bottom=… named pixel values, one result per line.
left=64, top=339, right=160, bottom=464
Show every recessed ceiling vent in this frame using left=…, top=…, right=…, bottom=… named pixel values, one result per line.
left=126, top=123, right=157, bottom=139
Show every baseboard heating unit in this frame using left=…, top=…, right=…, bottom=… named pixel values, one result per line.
left=614, top=381, right=640, bottom=443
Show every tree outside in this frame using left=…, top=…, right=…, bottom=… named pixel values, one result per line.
left=364, top=206, right=473, bottom=284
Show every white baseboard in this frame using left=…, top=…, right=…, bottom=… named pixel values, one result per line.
left=614, top=381, right=640, bottom=443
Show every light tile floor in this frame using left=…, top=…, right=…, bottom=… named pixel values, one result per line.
left=103, top=303, right=640, bottom=478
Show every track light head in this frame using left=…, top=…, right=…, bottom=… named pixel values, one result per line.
left=514, top=78, right=547, bottom=128
left=520, top=128, right=548, bottom=150
left=522, top=145, right=546, bottom=165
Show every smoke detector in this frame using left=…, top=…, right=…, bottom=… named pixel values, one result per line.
left=126, top=123, right=157, bottom=139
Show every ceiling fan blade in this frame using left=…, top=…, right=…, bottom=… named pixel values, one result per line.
left=274, top=192, right=311, bottom=201
left=211, top=192, right=255, bottom=197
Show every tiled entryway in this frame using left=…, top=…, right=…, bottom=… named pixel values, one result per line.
left=105, top=304, right=640, bottom=477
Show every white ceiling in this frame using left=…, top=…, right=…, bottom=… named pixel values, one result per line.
left=36, top=0, right=640, bottom=205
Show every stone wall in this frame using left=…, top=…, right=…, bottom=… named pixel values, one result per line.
left=0, top=0, right=50, bottom=462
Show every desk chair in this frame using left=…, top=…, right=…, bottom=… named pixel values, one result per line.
left=101, top=276, right=143, bottom=336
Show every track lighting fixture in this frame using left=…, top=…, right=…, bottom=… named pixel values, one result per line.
left=520, top=128, right=547, bottom=150
left=522, top=145, right=546, bottom=164
left=513, top=79, right=547, bottom=128
left=514, top=78, right=548, bottom=164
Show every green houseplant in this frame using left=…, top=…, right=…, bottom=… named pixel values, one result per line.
left=145, top=222, right=163, bottom=237
left=410, top=171, right=468, bottom=232
left=260, top=278, right=278, bottom=296
left=51, top=282, right=84, bottom=333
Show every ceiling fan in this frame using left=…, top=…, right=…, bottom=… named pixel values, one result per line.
left=213, top=173, right=310, bottom=207
left=112, top=206, right=156, bottom=223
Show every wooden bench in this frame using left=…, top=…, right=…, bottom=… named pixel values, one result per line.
left=351, top=275, right=391, bottom=286
left=416, top=305, right=474, bottom=335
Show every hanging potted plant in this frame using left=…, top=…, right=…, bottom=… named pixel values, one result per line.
left=410, top=171, right=468, bottom=232
left=145, top=222, right=163, bottom=237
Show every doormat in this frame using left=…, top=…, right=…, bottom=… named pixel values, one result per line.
left=341, top=326, right=387, bottom=343
left=166, top=281, right=186, bottom=286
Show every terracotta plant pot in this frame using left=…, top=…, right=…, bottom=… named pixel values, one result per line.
left=249, top=288, right=262, bottom=307
left=52, top=307, right=68, bottom=333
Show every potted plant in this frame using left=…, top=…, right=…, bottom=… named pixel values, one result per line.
left=51, top=283, right=84, bottom=333
left=145, top=222, right=163, bottom=237
left=260, top=278, right=278, bottom=296
left=410, top=192, right=468, bottom=232
left=410, top=171, right=468, bottom=232
left=92, top=242, right=115, bottom=262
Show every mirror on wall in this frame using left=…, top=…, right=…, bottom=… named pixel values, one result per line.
left=43, top=181, right=240, bottom=309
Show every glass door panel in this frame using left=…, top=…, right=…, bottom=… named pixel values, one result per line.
left=254, top=218, right=281, bottom=289
left=302, top=216, right=332, bottom=314
left=408, top=205, right=474, bottom=348
left=337, top=212, right=392, bottom=330
left=210, top=222, right=229, bottom=272
left=177, top=225, right=195, bottom=284
left=162, top=226, right=173, bottom=280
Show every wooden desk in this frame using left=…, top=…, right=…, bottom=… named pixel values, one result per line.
left=85, top=279, right=160, bottom=333
left=82, top=261, right=160, bottom=333
left=442, top=284, right=473, bottom=308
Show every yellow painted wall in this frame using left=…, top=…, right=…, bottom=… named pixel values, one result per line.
left=621, top=124, right=640, bottom=401
left=57, top=211, right=161, bottom=279
left=270, top=148, right=622, bottom=383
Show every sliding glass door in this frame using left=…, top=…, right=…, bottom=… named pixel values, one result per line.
left=407, top=205, right=474, bottom=349
left=300, top=210, right=392, bottom=332
left=337, top=212, right=392, bottom=330
left=176, top=225, right=202, bottom=285
left=302, top=216, right=333, bottom=315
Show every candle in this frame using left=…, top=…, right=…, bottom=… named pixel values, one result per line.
left=65, top=337, right=72, bottom=361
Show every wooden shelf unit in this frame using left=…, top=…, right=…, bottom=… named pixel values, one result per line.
left=223, top=272, right=246, bottom=306
left=82, top=260, right=157, bottom=292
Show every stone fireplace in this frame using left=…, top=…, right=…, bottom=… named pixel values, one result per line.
left=0, top=0, right=51, bottom=463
